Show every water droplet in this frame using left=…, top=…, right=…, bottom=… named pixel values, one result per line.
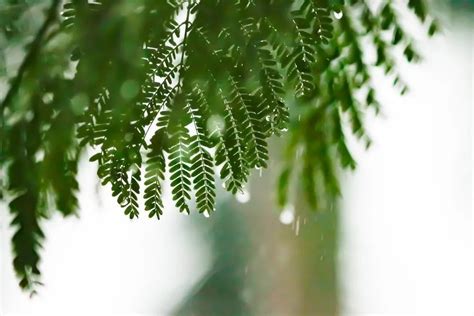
left=203, top=211, right=210, bottom=218
left=265, top=115, right=272, bottom=122
left=255, top=165, right=263, bottom=177
left=221, top=182, right=227, bottom=189
left=42, top=93, right=54, bottom=104
left=25, top=111, right=34, bottom=122
left=129, top=164, right=139, bottom=173
left=134, top=5, right=145, bottom=13
left=296, top=147, right=304, bottom=158
left=71, top=93, right=89, bottom=115
left=235, top=189, right=250, bottom=204
left=207, top=115, right=225, bottom=134
left=35, top=149, right=45, bottom=162
left=124, top=133, right=134, bottom=142
left=333, top=11, right=343, bottom=20
left=279, top=205, right=295, bottom=225
left=120, top=80, right=140, bottom=100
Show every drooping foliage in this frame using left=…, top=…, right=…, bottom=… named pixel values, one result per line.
left=0, top=0, right=438, bottom=292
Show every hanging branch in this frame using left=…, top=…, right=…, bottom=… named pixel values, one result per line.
left=0, top=0, right=438, bottom=293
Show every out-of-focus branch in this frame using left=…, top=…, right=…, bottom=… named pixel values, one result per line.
left=0, top=0, right=61, bottom=112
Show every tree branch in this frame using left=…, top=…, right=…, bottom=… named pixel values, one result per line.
left=0, top=0, right=61, bottom=112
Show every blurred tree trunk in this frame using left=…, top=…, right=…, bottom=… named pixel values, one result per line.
left=175, top=140, right=339, bottom=315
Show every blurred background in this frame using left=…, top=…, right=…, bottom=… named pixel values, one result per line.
left=0, top=1, right=472, bottom=315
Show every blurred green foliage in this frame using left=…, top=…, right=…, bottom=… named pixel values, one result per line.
left=0, top=0, right=437, bottom=293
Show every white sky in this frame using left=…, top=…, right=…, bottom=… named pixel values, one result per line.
left=340, top=11, right=473, bottom=316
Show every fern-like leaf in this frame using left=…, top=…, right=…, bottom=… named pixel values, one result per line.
left=168, top=121, right=192, bottom=214
left=144, top=131, right=166, bottom=219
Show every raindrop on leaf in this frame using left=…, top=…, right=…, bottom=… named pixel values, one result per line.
left=279, top=205, right=295, bottom=225
left=236, top=189, right=250, bottom=204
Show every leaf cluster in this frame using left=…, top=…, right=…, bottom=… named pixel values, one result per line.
left=0, top=0, right=438, bottom=292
